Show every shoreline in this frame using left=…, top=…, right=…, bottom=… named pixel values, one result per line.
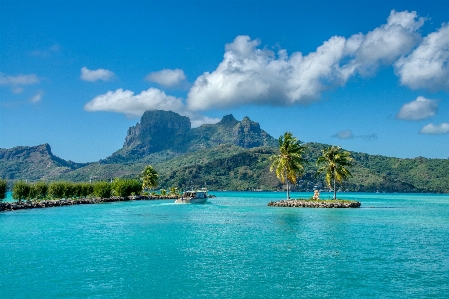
left=0, top=195, right=179, bottom=212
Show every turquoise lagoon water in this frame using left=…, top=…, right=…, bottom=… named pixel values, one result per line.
left=1, top=191, right=449, bottom=298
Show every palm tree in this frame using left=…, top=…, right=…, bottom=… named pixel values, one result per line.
left=316, top=146, right=353, bottom=200
left=169, top=186, right=180, bottom=195
left=141, top=165, right=159, bottom=191
left=270, top=132, right=307, bottom=199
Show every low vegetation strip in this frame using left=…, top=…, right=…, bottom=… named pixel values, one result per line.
left=268, top=199, right=361, bottom=208
left=0, top=195, right=178, bottom=212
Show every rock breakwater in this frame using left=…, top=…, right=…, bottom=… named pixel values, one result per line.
left=0, top=195, right=179, bottom=212
left=268, top=199, right=361, bottom=208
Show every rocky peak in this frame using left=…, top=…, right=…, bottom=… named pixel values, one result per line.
left=123, top=110, right=191, bottom=152
left=233, top=116, right=261, bottom=135
left=218, top=114, right=239, bottom=127
left=109, top=110, right=277, bottom=162
left=232, top=116, right=275, bottom=148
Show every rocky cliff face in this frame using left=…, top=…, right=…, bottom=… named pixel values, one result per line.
left=232, top=116, right=275, bottom=148
left=0, top=144, right=87, bottom=181
left=124, top=110, right=191, bottom=151
left=107, top=110, right=276, bottom=163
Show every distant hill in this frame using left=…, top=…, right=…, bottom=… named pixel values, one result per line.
left=154, top=143, right=449, bottom=193
left=1, top=110, right=448, bottom=193
left=0, top=144, right=88, bottom=181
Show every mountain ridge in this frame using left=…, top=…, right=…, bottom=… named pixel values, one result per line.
left=105, top=110, right=276, bottom=163
left=1, top=110, right=448, bottom=193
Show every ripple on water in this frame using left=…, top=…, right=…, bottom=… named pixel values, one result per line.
left=1, top=193, right=449, bottom=298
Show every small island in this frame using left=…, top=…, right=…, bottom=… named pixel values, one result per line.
left=268, top=198, right=361, bottom=208
left=268, top=134, right=361, bottom=208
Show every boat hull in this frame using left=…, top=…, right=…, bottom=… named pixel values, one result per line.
left=190, top=197, right=208, bottom=204
left=174, top=197, right=208, bottom=204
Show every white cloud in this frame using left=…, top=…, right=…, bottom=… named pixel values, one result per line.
left=186, top=10, right=424, bottom=111
left=396, top=96, right=438, bottom=120
left=347, top=10, right=424, bottom=76
left=29, top=91, right=43, bottom=103
left=84, top=87, right=219, bottom=127
left=395, top=23, right=449, bottom=91
left=189, top=115, right=221, bottom=128
left=332, top=130, right=355, bottom=139
left=80, top=67, right=115, bottom=82
left=0, top=73, right=40, bottom=86
left=145, top=69, right=186, bottom=87
left=84, top=88, right=184, bottom=117
left=420, top=123, right=449, bottom=135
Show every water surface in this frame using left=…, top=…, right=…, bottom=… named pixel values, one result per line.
left=1, top=192, right=448, bottom=298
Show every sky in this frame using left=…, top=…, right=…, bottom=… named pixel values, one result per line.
left=1, top=0, right=448, bottom=162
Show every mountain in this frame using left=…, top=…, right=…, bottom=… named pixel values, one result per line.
left=1, top=110, right=448, bottom=193
left=154, top=143, right=449, bottom=193
left=105, top=110, right=276, bottom=163
left=56, top=142, right=449, bottom=193
left=0, top=144, right=88, bottom=181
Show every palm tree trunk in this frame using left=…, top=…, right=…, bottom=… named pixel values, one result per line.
left=333, top=178, right=336, bottom=200
left=287, top=180, right=290, bottom=200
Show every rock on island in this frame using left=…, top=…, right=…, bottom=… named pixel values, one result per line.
left=268, top=199, right=361, bottom=208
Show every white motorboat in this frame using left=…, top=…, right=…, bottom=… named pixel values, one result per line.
left=175, top=189, right=208, bottom=204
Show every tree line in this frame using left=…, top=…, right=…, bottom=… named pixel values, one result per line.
left=0, top=165, right=160, bottom=203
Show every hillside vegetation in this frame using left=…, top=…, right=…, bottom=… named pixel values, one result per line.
left=1, top=110, right=448, bottom=193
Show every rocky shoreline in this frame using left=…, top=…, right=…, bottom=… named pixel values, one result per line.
left=268, top=199, right=361, bottom=208
left=0, top=195, right=180, bottom=212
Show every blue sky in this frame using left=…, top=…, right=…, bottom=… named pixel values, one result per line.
left=1, top=0, right=448, bottom=162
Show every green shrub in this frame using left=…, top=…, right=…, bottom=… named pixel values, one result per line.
left=32, top=181, right=48, bottom=200
left=80, top=183, right=94, bottom=198
left=70, top=183, right=82, bottom=198
left=0, top=178, right=7, bottom=201
left=12, top=181, right=31, bottom=203
left=63, top=182, right=75, bottom=199
left=93, top=181, right=111, bottom=198
left=48, top=182, right=66, bottom=199
left=112, top=178, right=142, bottom=197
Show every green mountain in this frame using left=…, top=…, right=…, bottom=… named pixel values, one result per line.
left=154, top=143, right=449, bottom=193
left=1, top=110, right=448, bottom=193
left=105, top=110, right=276, bottom=163
left=0, top=144, right=88, bottom=181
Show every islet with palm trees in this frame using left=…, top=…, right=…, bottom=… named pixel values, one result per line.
left=268, top=132, right=361, bottom=208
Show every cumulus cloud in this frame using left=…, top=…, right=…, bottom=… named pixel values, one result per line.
left=189, top=115, right=221, bottom=128
left=347, top=10, right=424, bottom=76
left=187, top=10, right=424, bottom=111
left=145, top=69, right=187, bottom=87
left=29, top=91, right=43, bottom=103
left=80, top=67, right=115, bottom=82
left=420, top=123, right=449, bottom=134
left=0, top=73, right=40, bottom=86
left=396, top=96, right=438, bottom=120
left=84, top=88, right=184, bottom=117
left=395, top=23, right=449, bottom=91
left=332, top=130, right=355, bottom=139
left=83, top=87, right=219, bottom=127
